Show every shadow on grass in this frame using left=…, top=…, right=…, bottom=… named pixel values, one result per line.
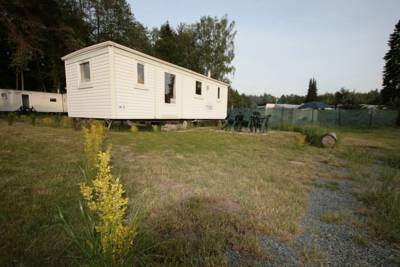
left=133, top=195, right=267, bottom=266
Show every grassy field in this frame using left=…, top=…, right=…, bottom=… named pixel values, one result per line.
left=0, top=120, right=399, bottom=266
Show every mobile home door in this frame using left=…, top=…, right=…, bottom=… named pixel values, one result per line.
left=22, top=94, right=29, bottom=108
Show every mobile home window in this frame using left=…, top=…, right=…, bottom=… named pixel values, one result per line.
left=217, top=87, right=220, bottom=99
left=50, top=98, right=57, bottom=102
left=164, top=72, right=176, bottom=103
left=195, top=81, right=202, bottom=95
left=80, top=62, right=90, bottom=82
left=137, top=63, right=144, bottom=84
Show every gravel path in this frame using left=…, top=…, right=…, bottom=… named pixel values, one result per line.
left=259, top=176, right=400, bottom=266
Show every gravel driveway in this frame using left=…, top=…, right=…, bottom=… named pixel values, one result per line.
left=260, top=177, right=400, bottom=266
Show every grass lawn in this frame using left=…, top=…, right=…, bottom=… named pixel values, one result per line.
left=0, top=120, right=399, bottom=266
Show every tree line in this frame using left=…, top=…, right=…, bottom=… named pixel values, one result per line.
left=228, top=87, right=382, bottom=109
left=0, top=0, right=236, bottom=92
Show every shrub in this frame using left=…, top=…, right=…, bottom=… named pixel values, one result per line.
left=277, top=124, right=327, bottom=147
left=299, top=125, right=326, bottom=146
left=7, top=112, right=15, bottom=126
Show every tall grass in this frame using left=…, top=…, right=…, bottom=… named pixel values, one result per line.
left=7, top=112, right=15, bottom=125
left=342, top=146, right=400, bottom=242
left=375, top=170, right=400, bottom=241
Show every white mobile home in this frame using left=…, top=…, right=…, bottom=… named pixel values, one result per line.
left=0, top=88, right=67, bottom=113
left=62, top=41, right=228, bottom=120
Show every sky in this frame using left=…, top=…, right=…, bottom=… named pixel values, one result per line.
left=129, top=0, right=400, bottom=96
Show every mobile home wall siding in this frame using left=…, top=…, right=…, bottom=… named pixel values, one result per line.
left=114, top=52, right=155, bottom=119
left=112, top=46, right=228, bottom=120
left=0, top=89, right=65, bottom=112
left=65, top=48, right=112, bottom=118
left=180, top=78, right=227, bottom=119
left=151, top=63, right=228, bottom=120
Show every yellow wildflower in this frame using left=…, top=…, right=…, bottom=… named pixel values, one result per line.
left=83, top=121, right=105, bottom=173
left=80, top=148, right=137, bottom=265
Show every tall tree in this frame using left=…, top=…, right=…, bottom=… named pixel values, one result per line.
left=305, top=78, right=318, bottom=102
left=194, top=15, right=236, bottom=81
left=125, top=20, right=152, bottom=54
left=381, top=20, right=400, bottom=125
left=0, top=0, right=45, bottom=90
left=80, top=0, right=131, bottom=43
left=175, top=23, right=201, bottom=72
left=80, top=0, right=150, bottom=51
left=153, top=22, right=181, bottom=64
left=382, top=20, right=400, bottom=105
left=0, top=0, right=150, bottom=92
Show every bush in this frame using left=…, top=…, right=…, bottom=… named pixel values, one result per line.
left=276, top=124, right=327, bottom=147
left=299, top=126, right=326, bottom=146
left=7, top=112, right=15, bottom=126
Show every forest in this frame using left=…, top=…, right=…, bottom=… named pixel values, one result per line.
left=0, top=0, right=235, bottom=92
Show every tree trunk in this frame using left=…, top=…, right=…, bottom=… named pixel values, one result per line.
left=15, top=68, right=19, bottom=90
left=21, top=70, right=24, bottom=91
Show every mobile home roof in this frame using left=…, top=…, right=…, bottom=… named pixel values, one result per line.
left=61, top=41, right=229, bottom=86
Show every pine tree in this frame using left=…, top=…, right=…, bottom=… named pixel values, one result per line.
left=153, top=22, right=181, bottom=64
left=382, top=20, right=400, bottom=104
left=305, top=78, right=318, bottom=102
left=381, top=20, right=400, bottom=125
